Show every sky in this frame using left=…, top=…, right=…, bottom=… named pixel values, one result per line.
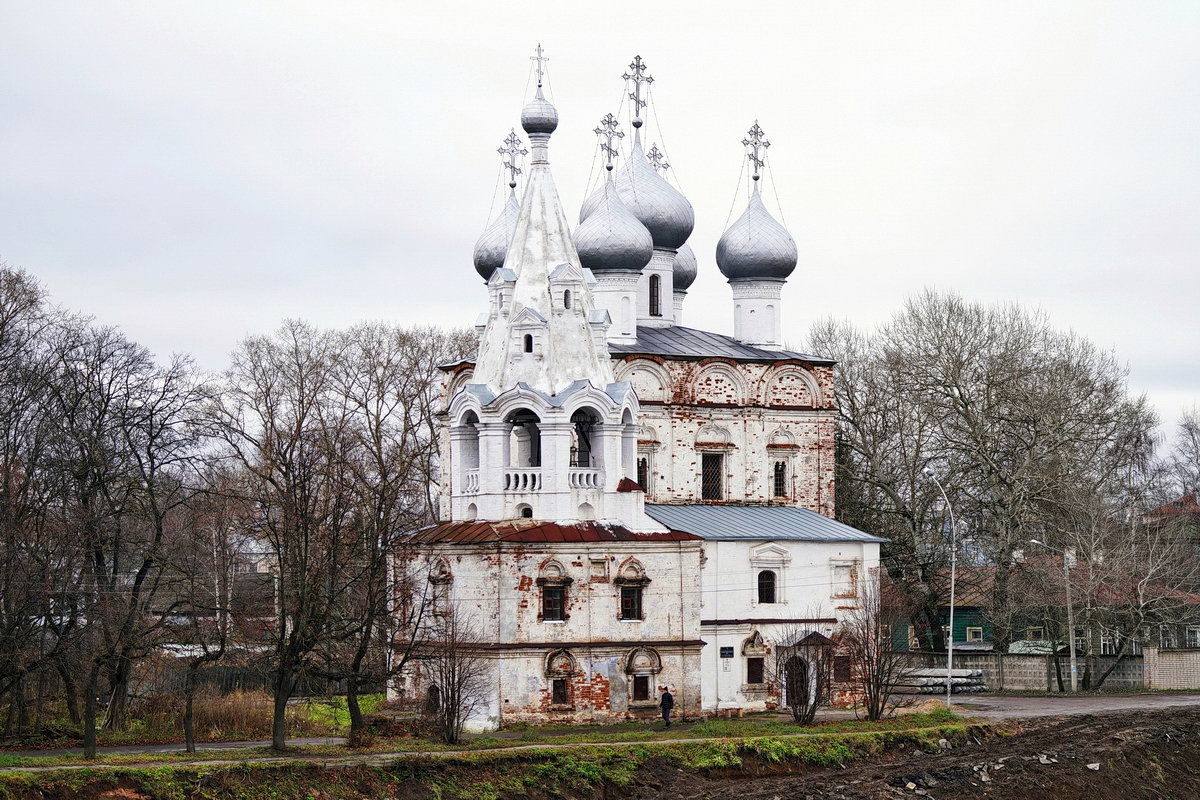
left=2, top=1, right=1198, bottom=435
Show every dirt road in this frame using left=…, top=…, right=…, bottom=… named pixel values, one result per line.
left=608, top=707, right=1200, bottom=800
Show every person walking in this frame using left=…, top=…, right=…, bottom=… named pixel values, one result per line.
left=658, top=685, right=674, bottom=728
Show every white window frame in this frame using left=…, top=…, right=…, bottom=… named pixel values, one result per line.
left=1187, top=626, right=1200, bottom=648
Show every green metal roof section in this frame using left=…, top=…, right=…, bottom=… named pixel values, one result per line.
left=644, top=504, right=888, bottom=543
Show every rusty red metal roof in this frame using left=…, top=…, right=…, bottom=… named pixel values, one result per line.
left=404, top=519, right=700, bottom=544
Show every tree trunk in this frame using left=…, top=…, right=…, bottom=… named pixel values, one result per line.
left=55, top=659, right=81, bottom=726
left=183, top=667, right=197, bottom=754
left=83, top=666, right=100, bottom=760
left=104, top=660, right=131, bottom=731
left=346, top=675, right=365, bottom=747
left=271, top=666, right=295, bottom=752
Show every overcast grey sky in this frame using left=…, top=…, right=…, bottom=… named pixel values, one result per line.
left=2, top=1, right=1197, bottom=432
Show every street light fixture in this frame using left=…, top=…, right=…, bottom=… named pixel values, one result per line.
left=1029, top=539, right=1078, bottom=693
left=922, top=466, right=957, bottom=711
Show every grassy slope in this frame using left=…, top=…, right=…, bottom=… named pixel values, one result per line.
left=0, top=713, right=982, bottom=800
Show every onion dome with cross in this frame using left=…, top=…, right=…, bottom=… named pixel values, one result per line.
left=580, top=56, right=694, bottom=252
left=573, top=113, right=654, bottom=273
left=716, top=122, right=797, bottom=282
left=473, top=129, right=527, bottom=280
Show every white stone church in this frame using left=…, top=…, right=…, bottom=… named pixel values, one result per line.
left=397, top=51, right=884, bottom=730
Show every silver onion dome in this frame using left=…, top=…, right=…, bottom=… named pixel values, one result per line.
left=715, top=191, right=797, bottom=281
left=472, top=191, right=520, bottom=280
left=521, top=87, right=559, bottom=135
left=578, top=182, right=606, bottom=224
left=673, top=242, right=698, bottom=290
left=613, top=142, right=694, bottom=250
left=573, top=179, right=654, bottom=272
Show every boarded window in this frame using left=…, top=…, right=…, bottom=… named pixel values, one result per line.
left=542, top=587, right=565, bottom=621
left=757, top=570, right=777, bottom=604
left=833, top=655, right=852, bottom=683
left=633, top=675, right=650, bottom=701
left=552, top=678, right=569, bottom=705
left=746, top=657, right=765, bottom=684
left=620, top=586, right=643, bottom=620
left=701, top=453, right=723, bottom=500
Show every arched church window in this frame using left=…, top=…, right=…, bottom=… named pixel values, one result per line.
left=563, top=289, right=572, bottom=309
left=537, top=560, right=573, bottom=622
left=649, top=274, right=661, bottom=317
left=523, top=334, right=533, bottom=353
left=520, top=505, right=534, bottom=518
left=615, top=559, right=651, bottom=621
left=758, top=570, right=777, bottom=604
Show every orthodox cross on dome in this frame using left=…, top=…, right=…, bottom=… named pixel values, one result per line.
left=497, top=128, right=527, bottom=188
left=531, top=43, right=549, bottom=88
left=647, top=144, right=670, bottom=174
left=593, top=113, right=624, bottom=170
left=742, top=120, right=770, bottom=183
left=623, top=55, right=654, bottom=122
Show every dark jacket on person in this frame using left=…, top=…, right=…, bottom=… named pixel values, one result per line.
left=659, top=690, right=674, bottom=710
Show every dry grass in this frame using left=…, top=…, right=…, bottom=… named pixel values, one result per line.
left=137, top=688, right=333, bottom=740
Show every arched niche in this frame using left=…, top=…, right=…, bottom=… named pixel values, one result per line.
left=743, top=630, right=769, bottom=657
left=625, top=647, right=663, bottom=675
left=614, top=558, right=650, bottom=586
left=616, top=359, right=669, bottom=403
left=694, top=364, right=745, bottom=405
left=545, top=648, right=577, bottom=678
left=761, top=365, right=819, bottom=407
left=694, top=424, right=732, bottom=448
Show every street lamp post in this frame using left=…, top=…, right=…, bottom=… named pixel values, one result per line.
left=923, top=467, right=957, bottom=711
left=1030, top=539, right=1077, bottom=693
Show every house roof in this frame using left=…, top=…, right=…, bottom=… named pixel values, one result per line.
left=643, top=504, right=887, bottom=543
left=1141, top=492, right=1200, bottom=521
left=403, top=519, right=700, bottom=545
left=609, top=325, right=835, bottom=365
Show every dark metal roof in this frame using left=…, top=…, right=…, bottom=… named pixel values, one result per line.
left=403, top=519, right=700, bottom=544
left=609, top=325, right=834, bottom=365
left=644, top=504, right=888, bottom=543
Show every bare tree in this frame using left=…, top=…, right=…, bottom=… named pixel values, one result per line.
left=421, top=609, right=490, bottom=745
left=313, top=324, right=475, bottom=745
left=209, top=320, right=365, bottom=751
left=810, top=318, right=954, bottom=652
left=1168, top=406, right=1200, bottom=496
left=166, top=472, right=245, bottom=753
left=839, top=574, right=913, bottom=721
left=36, top=316, right=209, bottom=757
left=811, top=291, right=1159, bottom=651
